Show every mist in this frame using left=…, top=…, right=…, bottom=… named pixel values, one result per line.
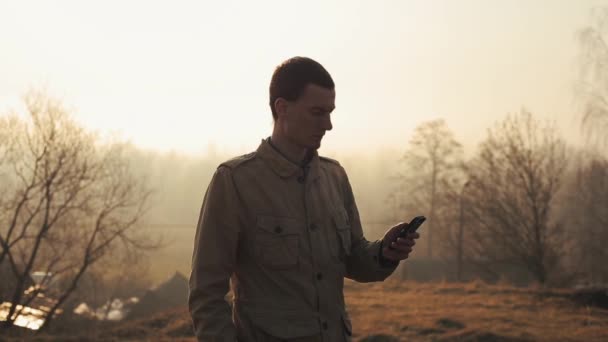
left=2, top=1, right=608, bottom=340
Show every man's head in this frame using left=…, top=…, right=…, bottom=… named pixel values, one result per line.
left=270, top=57, right=335, bottom=150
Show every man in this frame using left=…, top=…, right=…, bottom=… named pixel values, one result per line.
left=189, top=57, right=419, bottom=341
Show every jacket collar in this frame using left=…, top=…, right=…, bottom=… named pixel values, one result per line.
left=257, top=138, right=321, bottom=181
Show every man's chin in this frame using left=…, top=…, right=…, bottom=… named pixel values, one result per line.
left=309, top=141, right=322, bottom=150
left=298, top=138, right=322, bottom=150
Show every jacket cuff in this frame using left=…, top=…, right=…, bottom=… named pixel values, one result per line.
left=378, top=240, right=399, bottom=268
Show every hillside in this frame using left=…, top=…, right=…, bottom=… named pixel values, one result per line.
left=5, top=280, right=607, bottom=341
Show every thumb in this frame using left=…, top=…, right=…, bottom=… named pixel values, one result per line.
left=384, top=222, right=407, bottom=242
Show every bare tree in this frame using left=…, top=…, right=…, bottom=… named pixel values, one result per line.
left=393, top=119, right=463, bottom=259
left=558, top=153, right=608, bottom=284
left=0, top=90, right=156, bottom=331
left=577, top=7, right=608, bottom=148
left=463, top=110, right=568, bottom=284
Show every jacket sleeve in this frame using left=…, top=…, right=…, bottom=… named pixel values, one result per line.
left=341, top=169, right=398, bottom=282
left=189, top=166, right=242, bottom=341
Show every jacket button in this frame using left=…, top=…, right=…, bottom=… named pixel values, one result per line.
left=309, top=223, right=317, bottom=231
left=274, top=226, right=283, bottom=234
left=322, top=321, right=328, bottom=330
left=316, top=272, right=323, bottom=280
left=297, top=175, right=305, bottom=183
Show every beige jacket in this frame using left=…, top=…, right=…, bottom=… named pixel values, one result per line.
left=189, top=138, right=397, bottom=342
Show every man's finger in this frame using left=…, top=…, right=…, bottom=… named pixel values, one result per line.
left=390, top=223, right=407, bottom=236
left=388, top=242, right=412, bottom=254
left=396, top=238, right=416, bottom=247
left=383, top=247, right=410, bottom=261
left=407, top=232, right=420, bottom=239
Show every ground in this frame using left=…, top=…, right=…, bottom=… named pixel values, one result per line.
left=3, top=280, right=607, bottom=341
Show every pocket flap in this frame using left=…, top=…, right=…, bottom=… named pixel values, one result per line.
left=332, top=208, right=350, bottom=231
left=332, top=209, right=352, bottom=256
left=257, top=216, right=302, bottom=236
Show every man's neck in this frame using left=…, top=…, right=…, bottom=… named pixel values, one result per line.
left=268, top=134, right=309, bottom=166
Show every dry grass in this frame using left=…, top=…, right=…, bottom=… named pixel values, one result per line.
left=343, top=279, right=608, bottom=341
left=4, top=280, right=606, bottom=341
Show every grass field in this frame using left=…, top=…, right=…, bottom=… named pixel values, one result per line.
left=8, top=279, right=599, bottom=341
left=116, top=225, right=608, bottom=341
left=340, top=280, right=607, bottom=341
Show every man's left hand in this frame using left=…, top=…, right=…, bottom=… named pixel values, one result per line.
left=381, top=223, right=420, bottom=261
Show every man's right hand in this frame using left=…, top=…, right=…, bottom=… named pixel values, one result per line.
left=381, top=223, right=419, bottom=262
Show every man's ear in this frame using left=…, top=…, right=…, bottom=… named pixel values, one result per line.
left=274, top=98, right=288, bottom=119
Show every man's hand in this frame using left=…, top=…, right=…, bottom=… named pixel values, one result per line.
left=381, top=223, right=420, bottom=261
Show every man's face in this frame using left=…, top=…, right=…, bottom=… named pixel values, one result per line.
left=278, top=83, right=335, bottom=150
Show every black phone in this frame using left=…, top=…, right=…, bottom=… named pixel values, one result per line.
left=388, top=216, right=425, bottom=250
left=397, top=215, right=426, bottom=238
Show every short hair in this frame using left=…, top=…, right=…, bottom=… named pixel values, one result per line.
left=269, top=57, right=335, bottom=120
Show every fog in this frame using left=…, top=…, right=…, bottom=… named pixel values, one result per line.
left=0, top=0, right=598, bottom=155
left=2, top=1, right=608, bottom=338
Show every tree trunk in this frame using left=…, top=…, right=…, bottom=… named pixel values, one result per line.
left=2, top=223, right=48, bottom=328
left=38, top=261, right=89, bottom=332
left=428, top=160, right=438, bottom=259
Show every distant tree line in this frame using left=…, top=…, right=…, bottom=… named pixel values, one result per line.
left=389, top=110, right=607, bottom=286
left=385, top=8, right=608, bottom=286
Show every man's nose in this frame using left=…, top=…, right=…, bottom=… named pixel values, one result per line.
left=322, top=116, right=333, bottom=131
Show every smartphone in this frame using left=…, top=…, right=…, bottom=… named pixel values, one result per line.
left=388, top=216, right=425, bottom=250
left=397, top=215, right=426, bottom=238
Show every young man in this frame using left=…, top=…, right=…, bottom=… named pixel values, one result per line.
left=189, top=57, right=419, bottom=341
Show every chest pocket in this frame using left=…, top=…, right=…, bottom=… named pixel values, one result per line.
left=330, top=208, right=352, bottom=261
left=255, top=216, right=302, bottom=270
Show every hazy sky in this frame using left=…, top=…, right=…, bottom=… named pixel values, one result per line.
left=1, top=0, right=606, bottom=157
